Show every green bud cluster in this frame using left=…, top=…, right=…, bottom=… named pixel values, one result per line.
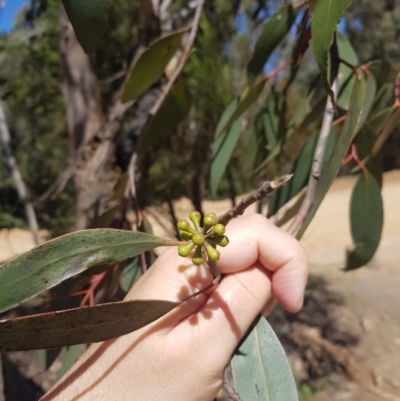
left=177, top=211, right=229, bottom=266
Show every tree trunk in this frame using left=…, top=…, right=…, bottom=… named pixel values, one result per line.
left=0, top=102, right=40, bottom=245
left=59, top=5, right=118, bottom=230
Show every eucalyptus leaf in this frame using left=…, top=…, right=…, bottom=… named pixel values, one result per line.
left=215, top=80, right=266, bottom=138
left=57, top=345, right=82, bottom=380
left=336, top=32, right=358, bottom=110
left=0, top=230, right=177, bottom=313
left=345, top=171, right=383, bottom=270
left=210, top=117, right=243, bottom=195
left=231, top=316, right=298, bottom=401
left=62, top=0, right=109, bottom=54
left=247, top=5, right=297, bottom=77
left=139, top=80, right=192, bottom=152
left=122, top=31, right=185, bottom=102
left=311, top=0, right=352, bottom=96
left=0, top=299, right=179, bottom=351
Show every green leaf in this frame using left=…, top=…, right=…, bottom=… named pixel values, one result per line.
left=368, top=105, right=400, bottom=157
left=336, top=32, right=358, bottom=110
left=210, top=117, right=243, bottom=195
left=57, top=345, right=82, bottom=380
left=62, top=0, right=109, bottom=54
left=109, top=172, right=129, bottom=202
left=253, top=89, right=288, bottom=170
left=120, top=257, right=142, bottom=293
left=296, top=72, right=366, bottom=239
left=231, top=316, right=298, bottom=401
left=38, top=348, right=62, bottom=370
left=370, top=84, right=393, bottom=116
left=268, top=135, right=318, bottom=217
left=354, top=125, right=383, bottom=187
left=311, top=0, right=352, bottom=96
left=215, top=80, right=267, bottom=138
left=245, top=113, right=267, bottom=171
left=345, top=171, right=383, bottom=270
left=0, top=230, right=177, bottom=313
left=291, top=96, right=327, bottom=139
left=89, top=205, right=120, bottom=228
left=139, top=80, right=192, bottom=152
left=247, top=5, right=297, bottom=77
left=367, top=60, right=399, bottom=84
left=122, top=31, right=185, bottom=102
left=262, top=88, right=286, bottom=149
left=355, top=71, right=376, bottom=134
left=0, top=299, right=179, bottom=351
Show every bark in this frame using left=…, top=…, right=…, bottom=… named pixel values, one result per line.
left=0, top=102, right=40, bottom=245
left=59, top=4, right=138, bottom=230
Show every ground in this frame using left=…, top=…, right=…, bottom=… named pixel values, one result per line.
left=1, top=171, right=399, bottom=400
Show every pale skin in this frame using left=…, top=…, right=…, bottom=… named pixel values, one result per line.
left=41, top=214, right=308, bottom=401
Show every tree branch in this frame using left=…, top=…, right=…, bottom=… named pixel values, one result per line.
left=217, top=175, right=293, bottom=226
left=0, top=102, right=40, bottom=245
left=286, top=33, right=340, bottom=237
left=286, top=79, right=338, bottom=236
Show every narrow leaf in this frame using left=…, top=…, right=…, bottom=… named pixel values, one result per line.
left=0, top=299, right=179, bottom=351
left=268, top=135, right=318, bottom=217
left=0, top=230, right=176, bottom=313
left=247, top=5, right=297, bottom=77
left=311, top=0, right=352, bottom=95
left=57, top=345, right=82, bottom=380
left=336, top=32, right=358, bottom=110
left=120, top=257, right=142, bottom=293
left=89, top=205, right=120, bottom=228
left=210, top=117, right=243, bottom=195
left=109, top=172, right=129, bottom=202
left=296, top=72, right=366, bottom=239
left=345, top=171, right=383, bottom=270
left=231, top=316, right=298, bottom=401
left=354, top=125, right=383, bottom=187
left=355, top=71, right=376, bottom=134
left=139, top=80, right=192, bottom=152
left=122, top=31, right=185, bottom=102
left=62, top=0, right=109, bottom=54
left=215, top=80, right=266, bottom=138
left=367, top=60, right=399, bottom=84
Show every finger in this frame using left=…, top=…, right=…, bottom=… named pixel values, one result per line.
left=217, top=214, right=308, bottom=312
left=175, top=262, right=272, bottom=369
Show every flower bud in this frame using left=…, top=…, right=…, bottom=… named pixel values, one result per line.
left=178, top=241, right=195, bottom=257
left=205, top=242, right=220, bottom=261
left=213, top=223, right=225, bottom=236
left=180, top=231, right=193, bottom=241
left=192, top=246, right=203, bottom=265
left=212, top=235, right=229, bottom=247
left=203, top=212, right=217, bottom=231
left=177, top=219, right=196, bottom=234
left=192, top=233, right=205, bottom=246
left=189, top=211, right=202, bottom=231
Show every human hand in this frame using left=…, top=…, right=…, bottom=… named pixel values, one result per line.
left=42, top=214, right=308, bottom=401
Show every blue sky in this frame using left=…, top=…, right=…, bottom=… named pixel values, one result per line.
left=0, top=0, right=28, bottom=32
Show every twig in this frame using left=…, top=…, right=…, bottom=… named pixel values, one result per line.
left=148, top=0, right=204, bottom=117
left=0, top=101, right=40, bottom=246
left=217, top=175, right=293, bottom=226
left=284, top=44, right=338, bottom=238
left=287, top=78, right=338, bottom=236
